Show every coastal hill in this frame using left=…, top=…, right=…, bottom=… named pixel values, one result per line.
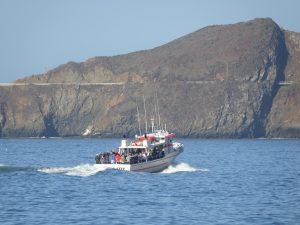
left=1, top=18, right=300, bottom=138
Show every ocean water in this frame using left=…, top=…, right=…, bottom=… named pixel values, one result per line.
left=1, top=138, right=300, bottom=225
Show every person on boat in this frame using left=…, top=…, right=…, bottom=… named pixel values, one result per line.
left=120, top=155, right=126, bottom=163
left=115, top=152, right=121, bottom=163
left=95, top=154, right=100, bottom=164
left=131, top=154, right=138, bottom=164
left=110, top=151, right=116, bottom=164
left=141, top=151, right=147, bottom=162
left=160, top=149, right=165, bottom=158
left=104, top=152, right=110, bottom=164
left=153, top=147, right=159, bottom=159
left=137, top=152, right=142, bottom=163
left=100, top=154, right=104, bottom=164
left=95, top=153, right=102, bottom=164
left=148, top=149, right=153, bottom=161
left=127, top=153, right=132, bottom=164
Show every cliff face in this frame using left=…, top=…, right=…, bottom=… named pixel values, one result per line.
left=266, top=31, right=300, bottom=138
left=1, top=18, right=299, bottom=138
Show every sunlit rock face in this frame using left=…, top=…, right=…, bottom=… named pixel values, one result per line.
left=1, top=18, right=299, bottom=138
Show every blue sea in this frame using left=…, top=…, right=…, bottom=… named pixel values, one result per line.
left=1, top=138, right=300, bottom=225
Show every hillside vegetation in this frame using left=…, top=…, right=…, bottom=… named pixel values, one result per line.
left=1, top=18, right=299, bottom=138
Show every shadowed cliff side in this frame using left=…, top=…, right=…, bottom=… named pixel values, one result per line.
left=266, top=30, right=300, bottom=138
left=1, top=18, right=298, bottom=138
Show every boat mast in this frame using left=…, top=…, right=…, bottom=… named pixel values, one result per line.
left=143, top=95, right=147, bottom=133
left=156, top=95, right=161, bottom=130
left=154, top=103, right=158, bottom=131
left=135, top=95, right=141, bottom=136
left=151, top=116, right=155, bottom=133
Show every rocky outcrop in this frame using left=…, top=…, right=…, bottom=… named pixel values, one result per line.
left=266, top=31, right=300, bottom=138
left=1, top=18, right=299, bottom=138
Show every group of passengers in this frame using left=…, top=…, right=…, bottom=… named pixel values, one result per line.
left=95, top=150, right=122, bottom=164
left=95, top=146, right=165, bottom=165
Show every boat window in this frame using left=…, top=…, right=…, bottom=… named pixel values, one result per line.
left=120, top=148, right=131, bottom=154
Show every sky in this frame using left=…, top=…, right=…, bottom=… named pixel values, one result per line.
left=1, top=0, right=300, bottom=83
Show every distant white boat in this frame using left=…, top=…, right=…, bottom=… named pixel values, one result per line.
left=94, top=130, right=184, bottom=173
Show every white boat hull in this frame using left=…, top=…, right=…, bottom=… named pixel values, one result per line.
left=94, top=144, right=183, bottom=173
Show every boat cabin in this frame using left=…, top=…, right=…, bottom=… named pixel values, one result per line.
left=118, top=131, right=175, bottom=156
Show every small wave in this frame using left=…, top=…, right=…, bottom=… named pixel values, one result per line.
left=160, top=163, right=210, bottom=174
left=37, top=164, right=107, bottom=177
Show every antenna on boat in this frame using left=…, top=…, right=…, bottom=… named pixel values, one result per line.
left=135, top=94, right=141, bottom=136
left=152, top=93, right=162, bottom=131
left=155, top=93, right=161, bottom=130
left=154, top=103, right=158, bottom=131
left=143, top=94, right=147, bottom=133
left=151, top=116, right=155, bottom=133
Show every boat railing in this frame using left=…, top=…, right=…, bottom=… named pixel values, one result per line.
left=96, top=153, right=167, bottom=165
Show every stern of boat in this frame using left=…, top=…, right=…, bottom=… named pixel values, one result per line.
left=173, top=142, right=184, bottom=153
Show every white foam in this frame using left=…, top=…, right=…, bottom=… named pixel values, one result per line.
left=160, top=163, right=210, bottom=174
left=37, top=163, right=210, bottom=176
left=38, top=164, right=107, bottom=177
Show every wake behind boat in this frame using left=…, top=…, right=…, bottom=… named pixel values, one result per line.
left=94, top=130, right=184, bottom=173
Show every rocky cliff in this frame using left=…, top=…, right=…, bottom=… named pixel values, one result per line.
left=1, top=18, right=299, bottom=138
left=266, top=30, right=300, bottom=138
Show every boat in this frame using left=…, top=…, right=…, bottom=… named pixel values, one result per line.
left=94, top=130, right=184, bottom=173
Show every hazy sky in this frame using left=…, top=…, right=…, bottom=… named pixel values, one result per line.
left=1, top=0, right=300, bottom=83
